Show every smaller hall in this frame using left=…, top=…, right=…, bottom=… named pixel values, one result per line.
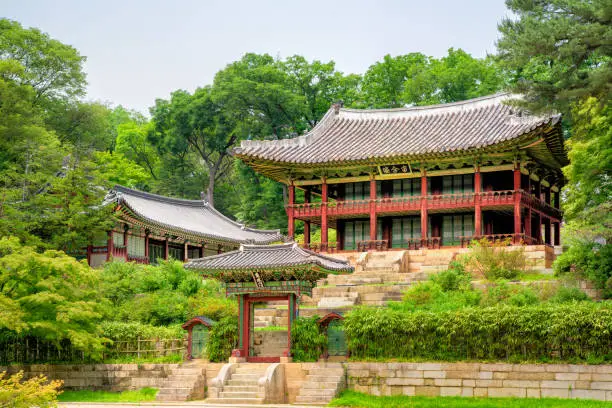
left=86, top=185, right=283, bottom=267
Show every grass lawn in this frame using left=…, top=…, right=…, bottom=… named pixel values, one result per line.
left=329, top=391, right=610, bottom=408
left=58, top=387, right=157, bottom=402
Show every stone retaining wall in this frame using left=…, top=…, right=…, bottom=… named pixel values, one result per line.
left=0, top=364, right=178, bottom=392
left=345, top=362, right=612, bottom=401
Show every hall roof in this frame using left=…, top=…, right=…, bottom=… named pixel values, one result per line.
left=234, top=93, right=567, bottom=180
left=105, top=185, right=283, bottom=245
left=185, top=243, right=353, bottom=274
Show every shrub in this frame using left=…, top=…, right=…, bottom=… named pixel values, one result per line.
left=554, top=242, right=612, bottom=298
left=480, top=282, right=540, bottom=307
left=187, top=289, right=238, bottom=321
left=100, top=321, right=184, bottom=341
left=465, top=238, right=527, bottom=280
left=432, top=261, right=472, bottom=291
left=550, top=286, right=590, bottom=303
left=206, top=317, right=238, bottom=362
left=290, top=316, right=326, bottom=362
left=0, top=371, right=62, bottom=408
left=343, top=303, right=612, bottom=362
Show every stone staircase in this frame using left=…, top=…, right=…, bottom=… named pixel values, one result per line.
left=155, top=362, right=206, bottom=401
left=295, top=363, right=346, bottom=405
left=206, top=364, right=268, bottom=404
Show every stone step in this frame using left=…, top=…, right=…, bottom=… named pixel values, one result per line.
left=295, top=395, right=335, bottom=403
left=298, top=388, right=337, bottom=397
left=226, top=379, right=259, bottom=386
left=231, top=373, right=261, bottom=380
left=223, top=385, right=259, bottom=392
left=206, top=398, right=264, bottom=404
left=170, top=368, right=204, bottom=375
left=156, top=387, right=192, bottom=396
left=162, top=380, right=199, bottom=388
left=219, top=391, right=263, bottom=399
left=306, top=374, right=343, bottom=382
left=234, top=367, right=268, bottom=373
left=307, top=368, right=345, bottom=376
left=302, top=381, right=342, bottom=389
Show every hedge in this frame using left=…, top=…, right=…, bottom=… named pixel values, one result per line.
left=343, top=303, right=612, bottom=362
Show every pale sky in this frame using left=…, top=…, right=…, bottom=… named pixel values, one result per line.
left=4, top=0, right=510, bottom=114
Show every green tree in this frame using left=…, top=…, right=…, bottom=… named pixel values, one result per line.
left=0, top=237, right=107, bottom=356
left=0, top=18, right=86, bottom=102
left=115, top=121, right=160, bottom=180
left=497, top=0, right=611, bottom=114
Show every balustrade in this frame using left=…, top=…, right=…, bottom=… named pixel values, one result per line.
left=357, top=240, right=388, bottom=252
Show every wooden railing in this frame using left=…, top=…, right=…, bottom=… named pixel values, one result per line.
left=111, top=245, right=127, bottom=259
left=405, top=237, right=442, bottom=249
left=357, top=240, right=388, bottom=252
left=287, top=189, right=560, bottom=217
left=303, top=242, right=337, bottom=253
left=127, top=255, right=149, bottom=264
left=459, top=233, right=541, bottom=247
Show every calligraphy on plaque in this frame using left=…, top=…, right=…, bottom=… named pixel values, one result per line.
left=380, top=164, right=411, bottom=175
left=252, top=272, right=264, bottom=288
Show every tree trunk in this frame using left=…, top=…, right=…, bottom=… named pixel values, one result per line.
left=206, top=169, right=216, bottom=207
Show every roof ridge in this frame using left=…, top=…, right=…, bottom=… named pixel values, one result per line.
left=112, top=185, right=205, bottom=207
left=340, top=92, right=512, bottom=114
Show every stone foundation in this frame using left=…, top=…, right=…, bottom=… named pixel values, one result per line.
left=345, top=362, right=612, bottom=401
left=0, top=363, right=178, bottom=391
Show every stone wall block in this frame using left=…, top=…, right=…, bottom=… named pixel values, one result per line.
left=502, top=380, right=540, bottom=388
left=591, top=382, right=612, bottom=391
left=423, top=370, right=445, bottom=379
left=387, top=378, right=425, bottom=386
left=402, top=386, right=416, bottom=396
left=482, top=363, right=512, bottom=372
left=474, top=387, right=488, bottom=397
left=415, top=386, right=440, bottom=397
left=570, top=389, right=607, bottom=400
left=592, top=374, right=612, bottom=382
left=516, top=364, right=548, bottom=372
left=555, top=372, right=579, bottom=381
left=446, top=371, right=480, bottom=379
left=526, top=388, right=541, bottom=398
left=540, top=380, right=575, bottom=389
left=439, top=386, right=462, bottom=396
left=398, top=369, right=424, bottom=378
left=488, top=387, right=526, bottom=397
left=434, top=379, right=461, bottom=387
left=541, top=388, right=569, bottom=398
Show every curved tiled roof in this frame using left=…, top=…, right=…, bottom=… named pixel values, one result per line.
left=185, top=243, right=353, bottom=273
left=105, top=185, right=283, bottom=245
left=234, top=94, right=565, bottom=166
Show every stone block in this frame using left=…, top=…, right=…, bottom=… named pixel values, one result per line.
left=446, top=371, right=479, bottom=379
left=575, top=380, right=591, bottom=389
left=515, top=364, right=547, bottom=372
left=541, top=388, right=569, bottom=398
left=389, top=386, right=404, bottom=396
left=504, top=371, right=554, bottom=381
left=474, top=387, right=488, bottom=397
left=387, top=378, right=425, bottom=386
left=502, top=380, right=540, bottom=388
left=433, top=379, right=462, bottom=387
left=461, top=387, right=473, bottom=397
left=415, top=386, right=440, bottom=397
left=555, top=372, right=579, bottom=381
left=478, top=371, right=493, bottom=380
left=569, top=364, right=593, bottom=373
left=439, top=387, right=462, bottom=396
left=526, top=388, right=540, bottom=398
left=493, top=372, right=509, bottom=380
left=402, top=386, right=416, bottom=396
left=592, top=374, right=612, bottom=382
left=482, top=363, right=513, bottom=372
left=415, top=363, right=443, bottom=371
left=570, top=389, right=606, bottom=400
left=488, top=387, right=526, bottom=398
left=423, top=370, right=445, bottom=379
left=591, top=382, right=612, bottom=391
left=462, top=380, right=476, bottom=387
left=442, top=363, right=479, bottom=372
left=540, top=380, right=574, bottom=389
left=475, top=380, right=503, bottom=387
left=593, top=365, right=612, bottom=374
left=544, top=364, right=570, bottom=373
left=398, top=370, right=424, bottom=378
left=348, top=369, right=370, bottom=377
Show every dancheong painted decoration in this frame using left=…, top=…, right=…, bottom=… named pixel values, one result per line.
left=233, top=93, right=568, bottom=252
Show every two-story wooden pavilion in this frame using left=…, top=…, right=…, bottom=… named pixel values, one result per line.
left=87, top=185, right=283, bottom=266
left=233, top=94, right=568, bottom=252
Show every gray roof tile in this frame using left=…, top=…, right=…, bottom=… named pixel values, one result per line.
left=106, top=186, right=283, bottom=245
left=234, top=94, right=565, bottom=165
left=185, top=243, right=353, bottom=273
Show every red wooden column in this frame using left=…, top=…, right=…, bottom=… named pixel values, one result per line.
left=164, top=237, right=169, bottom=260
left=144, top=231, right=150, bottom=261
left=537, top=181, right=542, bottom=244
left=369, top=177, right=377, bottom=241
left=420, top=170, right=428, bottom=243
left=184, top=242, right=189, bottom=262
left=288, top=184, right=295, bottom=239
left=321, top=179, right=328, bottom=248
left=303, top=189, right=311, bottom=248
left=123, top=227, right=129, bottom=261
left=525, top=175, right=532, bottom=240
left=474, top=165, right=482, bottom=236
left=513, top=164, right=522, bottom=243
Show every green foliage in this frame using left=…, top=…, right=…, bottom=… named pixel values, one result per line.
left=431, top=261, right=471, bottom=292
left=550, top=286, right=589, bottom=304
left=497, top=0, right=611, bottom=114
left=554, top=242, right=612, bottom=298
left=58, top=387, right=157, bottom=403
left=330, top=391, right=612, bottom=408
left=0, top=371, right=62, bottom=408
left=99, top=321, right=183, bottom=341
left=344, top=303, right=612, bottom=362
left=290, top=316, right=326, bottom=362
left=479, top=282, right=540, bottom=307
left=0, top=237, right=107, bottom=357
left=465, top=239, right=527, bottom=280
left=206, top=316, right=238, bottom=362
